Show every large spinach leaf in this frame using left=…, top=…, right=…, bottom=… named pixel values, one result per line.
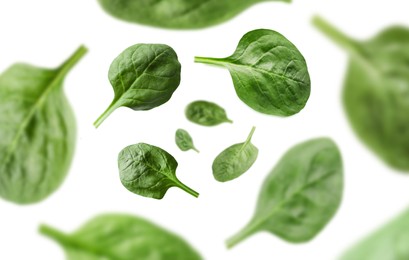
left=40, top=213, right=202, bottom=260
left=0, top=46, right=87, bottom=204
left=195, top=29, right=311, bottom=116
left=186, top=100, right=232, bottom=126
left=212, top=127, right=258, bottom=182
left=227, top=138, right=343, bottom=248
left=94, top=44, right=181, bottom=128
left=97, top=0, right=290, bottom=29
left=118, top=143, right=199, bottom=199
left=341, top=208, right=409, bottom=260
left=313, top=16, right=409, bottom=171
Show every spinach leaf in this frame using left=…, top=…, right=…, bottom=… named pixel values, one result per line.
left=97, top=0, right=290, bottom=29
left=0, top=46, right=87, bottom=204
left=227, top=138, right=343, bottom=248
left=176, top=129, right=199, bottom=153
left=195, top=29, right=311, bottom=117
left=313, top=16, right=409, bottom=171
left=94, top=44, right=181, bottom=128
left=118, top=143, right=199, bottom=199
left=341, top=208, right=409, bottom=260
left=212, top=127, right=258, bottom=182
left=39, top=213, right=202, bottom=260
left=185, top=100, right=232, bottom=126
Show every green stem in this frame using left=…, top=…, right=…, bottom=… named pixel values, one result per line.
left=39, top=224, right=72, bottom=245
left=192, top=147, right=200, bottom=153
left=93, top=100, right=118, bottom=128
left=194, top=56, right=227, bottom=67
left=175, top=179, right=199, bottom=198
left=226, top=222, right=258, bottom=249
left=312, top=16, right=360, bottom=54
left=58, top=45, right=88, bottom=76
left=245, top=126, right=256, bottom=145
left=225, top=118, right=234, bottom=124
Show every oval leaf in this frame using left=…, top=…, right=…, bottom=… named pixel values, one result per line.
left=94, top=44, right=181, bottom=128
left=185, top=100, right=232, bottom=126
left=212, top=127, right=258, bottom=182
left=118, top=143, right=199, bottom=199
left=0, top=46, right=87, bottom=204
left=227, top=138, right=343, bottom=248
left=195, top=29, right=311, bottom=116
left=39, top=214, right=202, bottom=260
left=175, top=129, right=199, bottom=153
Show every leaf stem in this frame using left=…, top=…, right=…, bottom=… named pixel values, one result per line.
left=226, top=222, right=258, bottom=249
left=245, top=126, right=256, bottom=145
left=175, top=179, right=199, bottom=198
left=194, top=56, right=227, bottom=67
left=192, top=147, right=200, bottom=153
left=312, top=16, right=360, bottom=54
left=39, top=224, right=72, bottom=246
left=93, top=100, right=118, bottom=128
left=58, top=45, right=88, bottom=76
left=225, top=118, right=234, bottom=124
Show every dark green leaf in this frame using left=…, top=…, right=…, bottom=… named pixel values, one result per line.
left=39, top=213, right=202, bottom=260
left=195, top=29, right=311, bottom=116
left=175, top=129, right=199, bottom=153
left=94, top=44, right=181, bottom=128
left=185, top=100, right=232, bottom=126
left=212, top=127, right=258, bottom=182
left=341, top=207, right=409, bottom=260
left=313, top=16, right=409, bottom=171
left=97, top=0, right=291, bottom=29
left=118, top=143, right=199, bottom=199
left=227, top=138, right=343, bottom=248
left=0, top=46, right=87, bottom=204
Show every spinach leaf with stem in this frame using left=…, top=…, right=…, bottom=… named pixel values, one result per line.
left=212, top=127, right=258, bottom=182
left=185, top=100, right=232, bottom=126
left=195, top=29, right=311, bottom=117
left=39, top=213, right=202, bottom=260
left=0, top=46, right=87, bottom=204
left=97, top=0, right=291, bottom=30
left=313, top=16, right=409, bottom=171
left=227, top=138, right=343, bottom=248
left=94, top=44, right=181, bottom=128
left=175, top=129, right=199, bottom=153
left=118, top=143, right=199, bottom=199
left=341, top=207, right=409, bottom=260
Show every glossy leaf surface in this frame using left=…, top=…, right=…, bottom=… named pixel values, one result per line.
left=94, top=44, right=181, bottom=128
left=227, top=138, right=343, bottom=248
left=195, top=29, right=311, bottom=117
left=118, top=143, right=199, bottom=199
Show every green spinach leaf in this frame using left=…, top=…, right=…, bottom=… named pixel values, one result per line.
left=185, top=100, right=232, bottom=126
left=0, top=46, right=87, bottom=204
left=227, top=138, right=343, bottom=248
left=176, top=129, right=199, bottom=153
left=118, top=143, right=199, bottom=199
left=341, top=207, right=409, bottom=260
left=313, top=16, right=409, bottom=171
left=195, top=29, right=311, bottom=117
left=97, top=0, right=291, bottom=29
left=94, top=44, right=181, bottom=128
left=40, top=213, right=202, bottom=260
left=212, top=127, right=258, bottom=182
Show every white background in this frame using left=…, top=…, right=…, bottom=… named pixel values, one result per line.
left=0, top=0, right=409, bottom=259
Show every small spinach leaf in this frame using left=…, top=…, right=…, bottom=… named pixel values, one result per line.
left=39, top=213, right=202, bottom=260
left=176, top=129, right=199, bottom=153
left=212, top=127, right=258, bottom=182
left=94, top=44, right=181, bottom=128
left=313, top=16, right=409, bottom=171
left=97, top=0, right=291, bottom=29
left=0, top=46, right=87, bottom=204
left=195, top=29, right=311, bottom=117
left=118, top=143, right=199, bottom=199
left=341, top=208, right=409, bottom=260
left=185, top=100, right=232, bottom=126
left=227, top=138, right=343, bottom=248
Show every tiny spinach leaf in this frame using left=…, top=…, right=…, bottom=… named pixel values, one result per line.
left=195, top=29, right=311, bottom=117
left=176, top=129, right=199, bottom=153
left=313, top=16, right=409, bottom=171
left=212, top=127, right=258, bottom=182
left=39, top=214, right=203, bottom=260
left=227, top=138, right=343, bottom=248
left=94, top=44, right=181, bottom=128
left=185, top=100, right=232, bottom=126
left=118, top=143, right=199, bottom=199
left=341, top=207, right=409, bottom=260
left=0, top=46, right=87, bottom=204
left=97, top=0, right=291, bottom=29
